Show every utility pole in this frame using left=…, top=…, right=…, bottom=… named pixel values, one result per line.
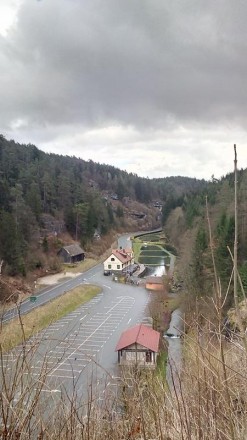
left=234, top=144, right=238, bottom=307
left=233, top=145, right=247, bottom=350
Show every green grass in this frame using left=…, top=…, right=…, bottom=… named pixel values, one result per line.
left=132, top=238, right=143, bottom=261
left=1, top=284, right=101, bottom=351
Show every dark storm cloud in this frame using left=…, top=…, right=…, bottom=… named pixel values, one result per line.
left=1, top=0, right=247, bottom=132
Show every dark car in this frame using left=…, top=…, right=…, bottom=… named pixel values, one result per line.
left=104, top=270, right=111, bottom=276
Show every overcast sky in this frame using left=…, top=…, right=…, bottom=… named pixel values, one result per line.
left=0, top=0, right=247, bottom=180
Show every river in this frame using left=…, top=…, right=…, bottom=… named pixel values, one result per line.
left=165, top=308, right=183, bottom=391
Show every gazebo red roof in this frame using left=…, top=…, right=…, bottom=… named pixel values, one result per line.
left=115, top=324, right=160, bottom=353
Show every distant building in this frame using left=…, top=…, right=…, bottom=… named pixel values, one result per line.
left=116, top=324, right=160, bottom=368
left=103, top=248, right=134, bottom=272
left=57, top=244, right=85, bottom=264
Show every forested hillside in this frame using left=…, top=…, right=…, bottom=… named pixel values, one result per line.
left=0, top=135, right=206, bottom=280
left=164, top=166, right=247, bottom=309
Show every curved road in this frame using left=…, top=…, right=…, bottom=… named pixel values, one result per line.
left=2, top=264, right=101, bottom=323
left=2, top=229, right=163, bottom=324
left=2, top=233, right=137, bottom=323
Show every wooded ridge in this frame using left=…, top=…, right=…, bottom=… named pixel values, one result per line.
left=1, top=134, right=247, bottom=311
left=0, top=135, right=204, bottom=283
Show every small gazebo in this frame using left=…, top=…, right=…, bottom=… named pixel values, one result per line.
left=116, top=324, right=160, bottom=369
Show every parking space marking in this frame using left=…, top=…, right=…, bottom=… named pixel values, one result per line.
left=80, top=348, right=99, bottom=352
left=48, top=374, right=73, bottom=379
left=19, top=294, right=137, bottom=383
left=50, top=314, right=112, bottom=375
left=80, top=315, right=87, bottom=321
left=55, top=368, right=83, bottom=373
left=82, top=343, right=102, bottom=348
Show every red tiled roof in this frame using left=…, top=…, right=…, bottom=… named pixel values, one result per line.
left=146, top=276, right=164, bottom=284
left=115, top=324, right=160, bottom=353
left=111, top=249, right=133, bottom=264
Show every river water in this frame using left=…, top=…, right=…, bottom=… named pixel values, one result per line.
left=165, top=308, right=183, bottom=392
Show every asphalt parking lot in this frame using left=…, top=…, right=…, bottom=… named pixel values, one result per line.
left=2, top=282, right=150, bottom=403
left=43, top=295, right=135, bottom=384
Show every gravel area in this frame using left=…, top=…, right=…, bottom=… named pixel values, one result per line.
left=36, top=272, right=80, bottom=286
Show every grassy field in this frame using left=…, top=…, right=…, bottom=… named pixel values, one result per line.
left=131, top=237, right=143, bottom=261
left=0, top=284, right=101, bottom=352
left=62, top=258, right=98, bottom=273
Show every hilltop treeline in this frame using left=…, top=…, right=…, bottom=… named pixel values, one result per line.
left=0, top=135, right=205, bottom=276
left=164, top=165, right=247, bottom=303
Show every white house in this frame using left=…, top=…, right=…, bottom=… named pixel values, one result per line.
left=103, top=248, right=134, bottom=272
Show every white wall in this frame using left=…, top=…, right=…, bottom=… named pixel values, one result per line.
left=103, top=253, right=133, bottom=271
left=119, top=343, right=157, bottom=366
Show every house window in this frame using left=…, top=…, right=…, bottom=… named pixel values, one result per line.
left=108, top=264, right=111, bottom=269
left=145, top=351, right=152, bottom=363
left=111, top=257, right=115, bottom=261
left=117, top=265, right=120, bottom=269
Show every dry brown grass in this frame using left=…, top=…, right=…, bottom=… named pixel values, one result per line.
left=176, top=329, right=247, bottom=440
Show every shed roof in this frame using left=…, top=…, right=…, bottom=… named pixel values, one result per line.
left=115, top=324, right=160, bottom=353
left=62, top=244, right=84, bottom=256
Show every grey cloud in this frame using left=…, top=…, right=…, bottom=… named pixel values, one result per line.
left=1, top=0, right=247, bottom=133
left=1, top=0, right=247, bottom=180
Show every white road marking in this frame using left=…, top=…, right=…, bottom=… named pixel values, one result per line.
left=80, top=348, right=99, bottom=352
left=18, top=293, right=141, bottom=387
left=48, top=374, right=73, bottom=379
left=55, top=368, right=82, bottom=373
left=50, top=315, right=112, bottom=375
left=40, top=389, right=61, bottom=394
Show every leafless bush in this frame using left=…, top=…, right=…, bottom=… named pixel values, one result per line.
left=0, top=304, right=246, bottom=439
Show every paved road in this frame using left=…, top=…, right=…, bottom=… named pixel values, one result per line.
left=1, top=265, right=101, bottom=323
left=1, top=232, right=139, bottom=323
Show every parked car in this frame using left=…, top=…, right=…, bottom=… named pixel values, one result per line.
left=104, top=270, right=111, bottom=276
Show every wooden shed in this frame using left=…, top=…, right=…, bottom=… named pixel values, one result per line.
left=57, top=244, right=85, bottom=264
